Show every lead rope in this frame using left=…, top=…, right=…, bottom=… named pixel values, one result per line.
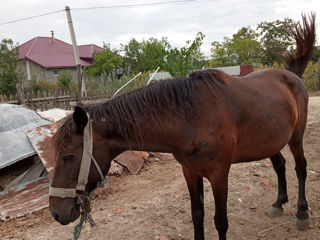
left=73, top=117, right=110, bottom=240
left=73, top=177, right=109, bottom=240
left=73, top=150, right=109, bottom=240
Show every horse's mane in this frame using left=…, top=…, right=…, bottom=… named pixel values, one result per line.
left=53, top=69, right=230, bottom=152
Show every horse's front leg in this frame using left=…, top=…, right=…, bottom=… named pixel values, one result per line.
left=208, top=163, right=230, bottom=240
left=182, top=166, right=205, bottom=240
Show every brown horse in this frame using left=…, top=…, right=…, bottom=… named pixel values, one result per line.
left=49, top=14, right=315, bottom=240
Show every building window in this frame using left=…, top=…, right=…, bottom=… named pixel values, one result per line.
left=54, top=70, right=58, bottom=76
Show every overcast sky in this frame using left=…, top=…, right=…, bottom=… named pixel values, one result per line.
left=0, top=0, right=319, bottom=56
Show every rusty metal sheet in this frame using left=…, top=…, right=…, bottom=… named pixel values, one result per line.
left=0, top=177, right=49, bottom=221
left=114, top=151, right=149, bottom=174
left=5, top=160, right=46, bottom=190
left=0, top=104, right=50, bottom=169
left=27, top=121, right=62, bottom=180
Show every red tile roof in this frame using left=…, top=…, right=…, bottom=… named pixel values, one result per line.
left=18, top=37, right=104, bottom=68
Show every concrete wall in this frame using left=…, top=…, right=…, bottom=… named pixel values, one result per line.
left=44, top=68, right=77, bottom=83
left=18, top=60, right=77, bottom=83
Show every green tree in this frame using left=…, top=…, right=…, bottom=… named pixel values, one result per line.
left=85, top=44, right=123, bottom=78
left=122, top=37, right=169, bottom=73
left=257, top=18, right=295, bottom=66
left=139, top=37, right=169, bottom=72
left=165, top=32, right=206, bottom=77
left=311, top=46, right=320, bottom=63
left=210, top=38, right=235, bottom=66
left=229, top=27, right=262, bottom=65
left=192, top=48, right=209, bottom=70
left=121, top=38, right=142, bottom=74
left=210, top=27, right=262, bottom=67
left=121, top=32, right=206, bottom=77
left=0, top=39, right=24, bottom=96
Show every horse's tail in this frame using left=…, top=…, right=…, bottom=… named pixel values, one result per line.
left=285, top=13, right=316, bottom=78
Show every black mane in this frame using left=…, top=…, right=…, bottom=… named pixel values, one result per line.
left=54, top=69, right=230, bottom=151
left=89, top=69, right=229, bottom=142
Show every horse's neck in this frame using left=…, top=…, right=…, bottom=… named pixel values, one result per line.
left=109, top=116, right=184, bottom=153
left=92, top=83, right=195, bottom=153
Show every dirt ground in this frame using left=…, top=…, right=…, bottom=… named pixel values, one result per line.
left=1, top=97, right=320, bottom=240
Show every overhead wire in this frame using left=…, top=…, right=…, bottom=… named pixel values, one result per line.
left=72, top=0, right=206, bottom=10
left=0, top=10, right=65, bottom=26
left=0, top=0, right=207, bottom=26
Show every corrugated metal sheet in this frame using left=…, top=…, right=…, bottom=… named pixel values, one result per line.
left=0, top=177, right=49, bottom=221
left=0, top=104, right=50, bottom=169
left=27, top=121, right=62, bottom=180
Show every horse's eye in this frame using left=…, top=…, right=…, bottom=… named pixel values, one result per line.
left=63, top=155, right=74, bottom=161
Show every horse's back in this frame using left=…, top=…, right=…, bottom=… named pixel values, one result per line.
left=225, top=69, right=308, bottom=163
left=243, top=68, right=307, bottom=98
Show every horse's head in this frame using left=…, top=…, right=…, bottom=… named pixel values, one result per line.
left=49, top=106, right=115, bottom=225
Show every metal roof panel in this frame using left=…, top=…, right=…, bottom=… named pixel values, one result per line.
left=0, top=177, right=49, bottom=221
left=0, top=104, right=50, bottom=169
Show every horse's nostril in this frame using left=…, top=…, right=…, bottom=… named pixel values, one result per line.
left=51, top=211, right=59, bottom=221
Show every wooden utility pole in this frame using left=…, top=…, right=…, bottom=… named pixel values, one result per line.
left=318, top=58, right=320, bottom=90
left=65, top=6, right=83, bottom=104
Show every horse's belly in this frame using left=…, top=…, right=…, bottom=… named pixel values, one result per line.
left=234, top=124, right=293, bottom=163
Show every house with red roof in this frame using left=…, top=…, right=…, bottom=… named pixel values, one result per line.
left=18, top=33, right=104, bottom=82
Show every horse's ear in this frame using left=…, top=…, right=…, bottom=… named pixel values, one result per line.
left=73, top=106, right=88, bottom=132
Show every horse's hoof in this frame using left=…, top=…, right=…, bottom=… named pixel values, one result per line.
left=268, top=206, right=283, bottom=218
left=297, top=218, right=310, bottom=231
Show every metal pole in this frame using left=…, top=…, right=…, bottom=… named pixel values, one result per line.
left=65, top=6, right=82, bottom=104
left=318, top=58, right=320, bottom=90
left=112, top=72, right=142, bottom=98
left=146, top=66, right=160, bottom=85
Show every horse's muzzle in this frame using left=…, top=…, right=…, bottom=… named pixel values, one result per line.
left=50, top=202, right=80, bottom=225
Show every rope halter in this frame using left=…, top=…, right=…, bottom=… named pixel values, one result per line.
left=49, top=113, right=105, bottom=198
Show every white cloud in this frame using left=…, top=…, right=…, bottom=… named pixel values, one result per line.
left=0, top=0, right=319, bottom=56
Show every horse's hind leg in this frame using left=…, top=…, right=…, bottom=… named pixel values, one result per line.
left=269, top=152, right=288, bottom=217
left=289, top=139, right=309, bottom=230
left=182, top=166, right=205, bottom=240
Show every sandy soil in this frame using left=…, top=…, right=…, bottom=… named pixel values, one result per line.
left=1, top=97, right=320, bottom=240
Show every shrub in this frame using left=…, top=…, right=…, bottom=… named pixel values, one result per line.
left=39, top=80, right=57, bottom=94
left=29, top=75, right=41, bottom=93
left=303, top=61, right=319, bottom=92
left=254, top=62, right=319, bottom=92
left=85, top=78, right=110, bottom=98
left=57, top=70, right=72, bottom=91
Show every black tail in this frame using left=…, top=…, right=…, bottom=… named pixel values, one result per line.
left=285, top=13, right=316, bottom=78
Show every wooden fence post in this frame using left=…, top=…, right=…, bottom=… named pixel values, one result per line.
left=16, top=83, right=25, bottom=105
